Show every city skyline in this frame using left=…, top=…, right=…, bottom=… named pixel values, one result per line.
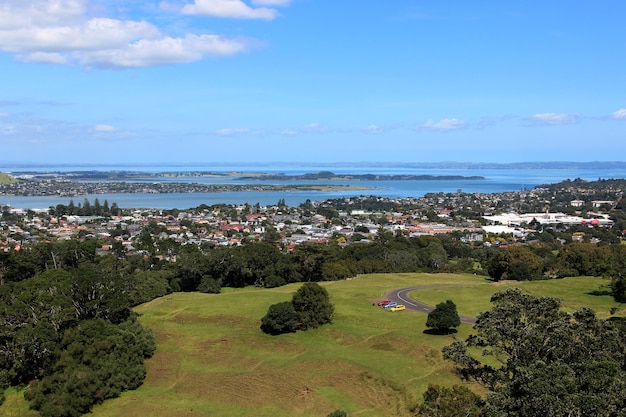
left=1, top=1, right=625, bottom=164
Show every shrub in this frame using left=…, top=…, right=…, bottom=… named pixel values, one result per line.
left=260, top=301, right=299, bottom=335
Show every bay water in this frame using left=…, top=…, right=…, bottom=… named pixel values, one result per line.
left=2, top=164, right=626, bottom=210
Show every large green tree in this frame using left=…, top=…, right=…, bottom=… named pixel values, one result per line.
left=426, top=300, right=461, bottom=333
left=291, top=282, right=334, bottom=330
left=442, top=288, right=626, bottom=417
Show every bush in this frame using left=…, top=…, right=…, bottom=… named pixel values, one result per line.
left=260, top=301, right=299, bottom=335
left=413, top=384, right=484, bottom=417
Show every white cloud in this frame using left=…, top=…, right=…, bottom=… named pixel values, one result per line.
left=18, top=52, right=69, bottom=65
left=278, top=128, right=298, bottom=135
left=94, top=124, right=115, bottom=132
left=0, top=0, right=258, bottom=68
left=78, top=35, right=250, bottom=68
left=301, top=122, right=330, bottom=134
left=1, top=125, right=17, bottom=135
left=529, top=113, right=578, bottom=126
left=214, top=127, right=260, bottom=136
left=363, top=124, right=384, bottom=134
left=252, top=0, right=292, bottom=6
left=610, top=109, right=626, bottom=120
left=421, top=118, right=466, bottom=131
left=181, top=0, right=279, bottom=20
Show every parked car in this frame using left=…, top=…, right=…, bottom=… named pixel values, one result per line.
left=377, top=300, right=391, bottom=306
left=389, top=304, right=406, bottom=312
left=383, top=302, right=398, bottom=309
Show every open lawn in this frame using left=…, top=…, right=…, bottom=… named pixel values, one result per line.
left=413, top=276, right=623, bottom=319
left=3, top=273, right=623, bottom=417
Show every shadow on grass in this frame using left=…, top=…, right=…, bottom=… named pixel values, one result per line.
left=423, top=328, right=458, bottom=336
left=587, top=289, right=613, bottom=296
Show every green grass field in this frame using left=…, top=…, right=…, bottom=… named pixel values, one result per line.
left=3, top=273, right=622, bottom=417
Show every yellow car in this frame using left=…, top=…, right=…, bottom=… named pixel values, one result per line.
left=388, top=304, right=406, bottom=312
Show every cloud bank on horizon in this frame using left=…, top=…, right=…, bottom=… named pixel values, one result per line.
left=1, top=0, right=625, bottom=164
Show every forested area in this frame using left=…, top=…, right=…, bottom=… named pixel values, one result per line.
left=0, top=248, right=157, bottom=417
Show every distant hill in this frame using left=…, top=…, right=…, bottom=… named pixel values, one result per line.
left=0, top=173, right=17, bottom=184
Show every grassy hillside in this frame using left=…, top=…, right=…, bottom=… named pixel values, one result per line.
left=3, top=273, right=621, bottom=417
left=0, top=173, right=17, bottom=184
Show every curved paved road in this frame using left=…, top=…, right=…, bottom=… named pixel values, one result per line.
left=383, top=286, right=477, bottom=324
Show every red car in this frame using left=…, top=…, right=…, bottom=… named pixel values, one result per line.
left=377, top=300, right=391, bottom=307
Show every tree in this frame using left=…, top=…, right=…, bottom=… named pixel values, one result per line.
left=326, top=410, right=347, bottom=417
left=610, top=244, right=626, bottom=302
left=291, top=282, right=334, bottom=330
left=486, top=246, right=543, bottom=281
left=426, top=300, right=461, bottom=333
left=412, top=384, right=484, bottom=417
left=26, top=317, right=155, bottom=417
left=442, top=288, right=626, bottom=417
left=260, top=301, right=299, bottom=335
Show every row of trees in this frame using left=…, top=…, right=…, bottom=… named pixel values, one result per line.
left=485, top=242, right=626, bottom=301
left=48, top=198, right=122, bottom=217
left=3, top=231, right=626, bottom=302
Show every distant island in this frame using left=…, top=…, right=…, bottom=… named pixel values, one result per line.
left=0, top=170, right=486, bottom=198
left=238, top=171, right=485, bottom=181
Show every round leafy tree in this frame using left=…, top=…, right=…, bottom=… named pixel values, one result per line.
left=291, top=282, right=334, bottom=330
left=442, top=288, right=626, bottom=417
left=260, top=301, right=299, bottom=335
left=426, top=299, right=461, bottom=333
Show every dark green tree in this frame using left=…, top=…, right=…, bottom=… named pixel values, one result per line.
left=326, top=410, right=348, bottom=417
left=128, top=270, right=172, bottom=305
left=486, top=246, right=543, bottom=281
left=26, top=317, right=155, bottom=417
left=70, top=266, right=131, bottom=323
left=413, top=384, right=484, bottom=417
left=260, top=301, right=299, bottom=335
left=291, top=282, right=334, bottom=330
left=426, top=300, right=461, bottom=333
left=198, top=275, right=221, bottom=294
left=442, top=288, right=626, bottom=417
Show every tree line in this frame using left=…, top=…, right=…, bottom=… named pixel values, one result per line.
left=2, top=229, right=626, bottom=301
left=48, top=198, right=121, bottom=217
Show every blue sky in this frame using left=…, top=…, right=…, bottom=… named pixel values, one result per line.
left=1, top=0, right=625, bottom=165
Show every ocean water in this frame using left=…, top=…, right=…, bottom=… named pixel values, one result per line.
left=2, top=164, right=626, bottom=210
